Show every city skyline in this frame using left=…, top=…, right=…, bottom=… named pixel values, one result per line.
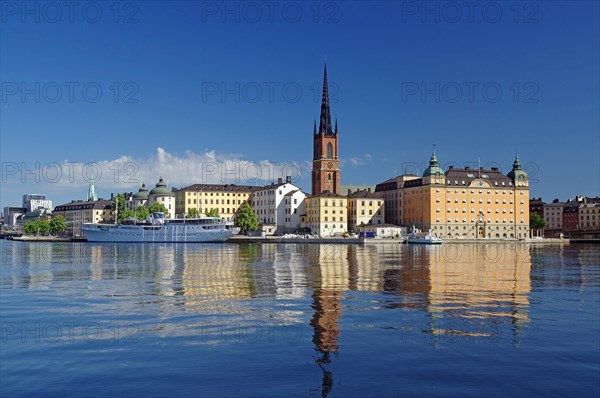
left=1, top=1, right=599, bottom=208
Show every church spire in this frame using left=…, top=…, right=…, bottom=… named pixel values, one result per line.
left=318, top=63, right=333, bottom=136
left=335, top=117, right=338, bottom=134
left=314, top=118, right=317, bottom=135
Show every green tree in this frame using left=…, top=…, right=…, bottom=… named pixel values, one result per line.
left=235, top=203, right=259, bottom=234
left=113, top=194, right=130, bottom=223
left=187, top=208, right=201, bottom=218
left=23, top=220, right=37, bottom=234
left=50, top=216, right=67, bottom=234
left=205, top=208, right=220, bottom=218
left=37, top=219, right=51, bottom=235
left=147, top=202, right=169, bottom=215
left=530, top=213, right=545, bottom=229
left=530, top=213, right=545, bottom=236
left=135, top=206, right=150, bottom=221
left=24, top=219, right=51, bottom=235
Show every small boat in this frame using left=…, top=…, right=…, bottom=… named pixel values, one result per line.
left=406, top=226, right=442, bottom=244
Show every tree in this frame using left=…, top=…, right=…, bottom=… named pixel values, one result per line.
left=147, top=202, right=169, bottom=215
left=23, top=219, right=51, bottom=235
left=530, top=213, right=545, bottom=236
left=205, top=208, right=220, bottom=218
left=187, top=208, right=201, bottom=218
left=135, top=206, right=150, bottom=221
left=235, top=203, right=259, bottom=234
left=113, top=194, right=131, bottom=223
left=50, top=216, right=67, bottom=234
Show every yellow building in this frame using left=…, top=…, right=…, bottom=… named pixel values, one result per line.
left=301, top=192, right=348, bottom=237
left=53, top=199, right=115, bottom=236
left=174, top=184, right=261, bottom=220
left=346, top=188, right=385, bottom=232
left=377, top=152, right=530, bottom=239
left=579, top=203, right=600, bottom=230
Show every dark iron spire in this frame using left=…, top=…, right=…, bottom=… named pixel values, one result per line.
left=335, top=117, right=338, bottom=134
left=314, top=118, right=317, bottom=135
left=318, top=63, right=333, bottom=136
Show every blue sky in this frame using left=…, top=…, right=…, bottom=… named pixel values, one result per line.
left=1, top=0, right=599, bottom=208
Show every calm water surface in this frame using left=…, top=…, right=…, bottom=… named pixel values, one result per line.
left=1, top=241, right=599, bottom=397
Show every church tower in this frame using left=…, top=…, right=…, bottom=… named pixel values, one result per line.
left=312, top=63, right=341, bottom=195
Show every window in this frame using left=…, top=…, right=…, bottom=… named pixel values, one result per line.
left=327, top=143, right=333, bottom=159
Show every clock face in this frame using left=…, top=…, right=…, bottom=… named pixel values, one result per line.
left=327, top=162, right=334, bottom=169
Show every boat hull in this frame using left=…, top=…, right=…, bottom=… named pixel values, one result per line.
left=82, top=223, right=234, bottom=243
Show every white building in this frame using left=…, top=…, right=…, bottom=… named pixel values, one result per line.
left=148, top=177, right=175, bottom=219
left=282, top=189, right=307, bottom=233
left=132, top=183, right=150, bottom=209
left=252, top=176, right=304, bottom=235
left=22, top=194, right=53, bottom=213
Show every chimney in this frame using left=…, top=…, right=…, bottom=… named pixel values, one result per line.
left=277, top=177, right=283, bottom=184
left=367, top=187, right=371, bottom=193
left=347, top=189, right=352, bottom=195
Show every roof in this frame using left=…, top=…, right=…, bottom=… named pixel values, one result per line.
left=445, top=167, right=513, bottom=186
left=347, top=189, right=381, bottom=199
left=308, top=191, right=347, bottom=198
left=178, top=183, right=261, bottom=193
left=149, top=177, right=175, bottom=197
left=54, top=200, right=113, bottom=212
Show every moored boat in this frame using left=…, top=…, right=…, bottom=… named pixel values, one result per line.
left=406, top=226, right=442, bottom=244
left=82, top=212, right=237, bottom=243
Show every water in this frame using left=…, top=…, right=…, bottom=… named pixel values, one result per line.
left=1, top=241, right=599, bottom=397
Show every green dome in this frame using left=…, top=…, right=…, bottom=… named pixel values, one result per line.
left=133, top=183, right=149, bottom=200
left=423, top=151, right=444, bottom=177
left=149, top=177, right=174, bottom=197
left=507, top=155, right=528, bottom=181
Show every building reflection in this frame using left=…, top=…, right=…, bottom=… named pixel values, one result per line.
left=422, top=243, right=532, bottom=343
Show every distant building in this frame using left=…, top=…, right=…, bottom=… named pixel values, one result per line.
left=252, top=176, right=305, bottom=235
left=147, top=177, right=175, bottom=219
left=346, top=188, right=384, bottom=232
left=375, top=175, right=420, bottom=226
left=375, top=151, right=530, bottom=239
left=579, top=202, right=600, bottom=230
left=529, top=197, right=544, bottom=219
left=2, top=206, right=25, bottom=227
left=53, top=199, right=115, bottom=236
left=282, top=189, right=306, bottom=233
left=562, top=200, right=580, bottom=231
left=544, top=200, right=563, bottom=230
left=132, top=183, right=149, bottom=209
left=301, top=192, right=348, bottom=237
left=22, top=194, right=53, bottom=213
left=360, top=223, right=406, bottom=238
left=174, top=183, right=261, bottom=221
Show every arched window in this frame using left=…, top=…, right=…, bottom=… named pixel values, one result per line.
left=327, top=143, right=333, bottom=159
left=328, top=173, right=332, bottom=181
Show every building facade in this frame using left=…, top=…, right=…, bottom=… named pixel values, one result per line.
left=147, top=177, right=175, bottom=219
left=375, top=152, right=530, bottom=239
left=53, top=200, right=115, bottom=236
left=579, top=203, right=600, bottom=230
left=174, top=183, right=261, bottom=221
left=301, top=193, right=348, bottom=237
left=543, top=200, right=564, bottom=230
left=346, top=188, right=385, bottom=232
left=22, top=194, right=53, bottom=213
left=252, top=177, right=304, bottom=234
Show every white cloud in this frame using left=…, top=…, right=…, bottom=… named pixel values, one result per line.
left=2, top=148, right=308, bottom=203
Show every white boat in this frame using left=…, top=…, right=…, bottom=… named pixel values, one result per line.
left=82, top=212, right=239, bottom=243
left=406, top=226, right=442, bottom=244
